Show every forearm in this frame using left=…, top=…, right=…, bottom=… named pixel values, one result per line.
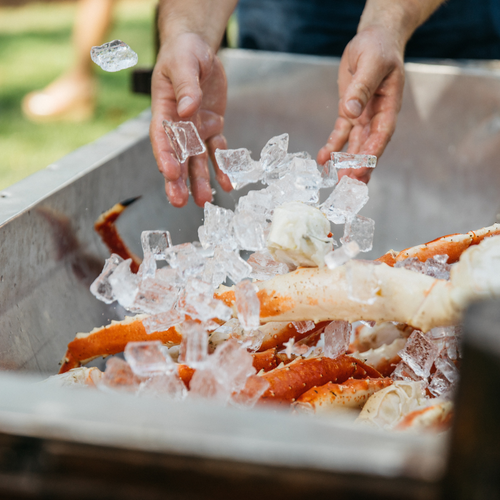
left=158, top=0, right=238, bottom=51
left=358, top=0, right=446, bottom=48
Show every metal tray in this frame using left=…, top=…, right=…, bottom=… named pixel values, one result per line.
left=1, top=49, right=500, bottom=498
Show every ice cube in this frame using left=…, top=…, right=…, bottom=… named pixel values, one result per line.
left=428, top=370, right=453, bottom=398
left=394, top=257, right=426, bottom=274
left=232, top=211, right=267, bottom=251
left=320, top=176, right=369, bottom=224
left=179, top=320, right=209, bottom=367
left=237, top=190, right=273, bottom=221
left=260, top=133, right=289, bottom=172
left=341, top=215, right=375, bottom=252
left=323, top=320, right=352, bottom=359
left=141, top=230, right=172, bottom=260
left=214, top=148, right=263, bottom=188
left=235, top=280, right=261, bottom=331
left=131, top=276, right=179, bottom=315
left=230, top=375, right=270, bottom=409
left=90, top=40, right=138, bottom=72
left=198, top=202, right=236, bottom=250
left=320, top=159, right=339, bottom=188
left=165, top=242, right=206, bottom=280
left=292, top=158, right=323, bottom=193
left=292, top=321, right=315, bottom=334
left=201, top=256, right=227, bottom=289
left=346, top=260, right=381, bottom=304
left=215, top=248, right=252, bottom=284
left=391, top=361, right=422, bottom=382
left=143, top=309, right=185, bottom=334
left=90, top=253, right=124, bottom=304
left=247, top=251, right=289, bottom=281
left=108, top=258, right=140, bottom=310
left=209, top=318, right=264, bottom=352
left=124, top=341, right=175, bottom=376
left=324, top=241, right=360, bottom=269
left=178, top=278, right=232, bottom=322
left=424, top=255, right=451, bottom=280
left=434, top=354, right=459, bottom=383
left=331, top=152, right=377, bottom=170
left=398, top=330, right=440, bottom=378
left=162, top=120, right=206, bottom=163
left=138, top=372, right=187, bottom=400
left=98, top=358, right=143, bottom=394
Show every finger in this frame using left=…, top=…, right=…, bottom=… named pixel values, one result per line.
left=197, top=110, right=224, bottom=142
left=337, top=167, right=372, bottom=184
left=165, top=177, right=190, bottom=208
left=316, top=116, right=353, bottom=165
left=188, top=153, right=213, bottom=207
left=150, top=113, right=182, bottom=182
left=207, top=134, right=233, bottom=192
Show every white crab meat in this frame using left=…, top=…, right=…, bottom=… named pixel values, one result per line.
left=42, top=367, right=103, bottom=388
left=266, top=202, right=332, bottom=267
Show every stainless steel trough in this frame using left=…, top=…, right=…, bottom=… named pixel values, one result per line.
left=1, top=49, right=500, bottom=498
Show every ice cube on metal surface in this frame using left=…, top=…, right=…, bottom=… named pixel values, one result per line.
left=230, top=375, right=270, bottom=409
left=214, top=148, right=263, bottom=188
left=232, top=211, right=267, bottom=251
left=179, top=320, right=209, bottom=367
left=108, top=258, right=140, bottom=310
left=247, top=251, right=289, bottom=281
left=260, top=133, right=289, bottom=172
left=235, top=280, right=261, bottom=331
left=292, top=321, right=315, bottom=334
left=124, top=341, right=175, bottom=376
left=331, top=152, right=377, bottom=170
left=138, top=372, right=187, bottom=400
left=162, top=120, right=206, bottom=163
left=320, top=159, right=339, bottom=188
left=90, top=39, right=138, bottom=72
left=90, top=253, right=124, bottom=304
left=324, top=241, right=360, bottom=269
left=323, top=320, right=352, bottom=359
left=320, top=176, right=369, bottom=224
left=341, top=215, right=375, bottom=252
left=398, top=330, right=440, bottom=378
left=141, top=230, right=172, bottom=260
left=346, top=260, right=381, bottom=304
left=198, top=202, right=236, bottom=250
left=98, top=358, right=143, bottom=394
left=143, top=309, right=185, bottom=334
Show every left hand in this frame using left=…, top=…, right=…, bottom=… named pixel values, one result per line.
left=317, top=26, right=405, bottom=183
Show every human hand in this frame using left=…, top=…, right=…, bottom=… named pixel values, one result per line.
left=317, top=26, right=405, bottom=183
left=150, top=33, right=232, bottom=208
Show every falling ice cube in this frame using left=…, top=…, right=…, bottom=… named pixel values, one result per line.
left=124, top=341, right=175, bottom=376
left=90, top=40, right=138, bottom=72
left=179, top=321, right=209, bottom=367
left=260, top=133, right=289, bottom=172
left=324, top=241, right=360, bottom=269
left=346, top=260, right=381, bottom=304
left=214, top=148, right=263, bottom=188
left=165, top=242, right=206, bottom=281
left=90, top=253, right=124, bottom=304
left=230, top=375, right=270, bottom=409
left=162, top=120, right=206, bottom=163
left=213, top=247, right=252, bottom=284
left=247, top=251, right=289, bottom=281
left=198, top=202, right=236, bottom=250
left=320, top=176, right=369, bottom=224
left=341, top=215, right=375, bottom=252
left=398, top=330, right=440, bottom=378
left=232, top=211, right=267, bottom=252
left=237, top=190, right=274, bottom=221
left=331, top=152, right=377, bottom=170
left=143, top=309, right=185, bottom=334
left=323, top=320, right=352, bottom=359
left=202, top=256, right=227, bottom=289
left=141, top=230, right=172, bottom=260
left=235, top=280, right=261, bottom=331
left=108, top=258, right=140, bottom=310
left=98, top=358, right=143, bottom=394
left=320, top=159, right=339, bottom=188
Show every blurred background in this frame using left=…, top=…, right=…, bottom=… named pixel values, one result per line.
left=0, top=0, right=156, bottom=190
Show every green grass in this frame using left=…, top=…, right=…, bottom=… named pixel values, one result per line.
left=0, top=0, right=156, bottom=189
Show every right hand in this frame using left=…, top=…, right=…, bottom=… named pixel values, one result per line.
left=150, top=33, right=232, bottom=208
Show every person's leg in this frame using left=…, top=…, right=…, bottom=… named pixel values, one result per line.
left=22, top=0, right=116, bottom=122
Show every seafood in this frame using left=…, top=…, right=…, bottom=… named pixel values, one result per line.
left=395, top=401, right=453, bottom=432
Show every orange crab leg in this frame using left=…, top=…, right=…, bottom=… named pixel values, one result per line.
left=252, top=348, right=279, bottom=372
left=94, top=198, right=142, bottom=273
left=294, top=377, right=393, bottom=414
left=258, top=321, right=330, bottom=352
left=259, top=355, right=381, bottom=407
left=376, top=223, right=500, bottom=266
left=59, top=315, right=182, bottom=374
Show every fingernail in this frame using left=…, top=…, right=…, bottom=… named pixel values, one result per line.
left=178, top=96, right=194, bottom=116
left=346, top=99, right=362, bottom=118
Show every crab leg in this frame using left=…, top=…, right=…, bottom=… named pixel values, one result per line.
left=293, top=377, right=393, bottom=414
left=351, top=338, right=406, bottom=377
left=94, top=199, right=142, bottom=273
left=376, top=223, right=500, bottom=266
left=59, top=315, right=182, bottom=374
left=395, top=401, right=453, bottom=432
left=217, top=235, right=500, bottom=332
left=258, top=355, right=381, bottom=407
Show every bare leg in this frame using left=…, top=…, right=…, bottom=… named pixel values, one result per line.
left=22, top=0, right=116, bottom=122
